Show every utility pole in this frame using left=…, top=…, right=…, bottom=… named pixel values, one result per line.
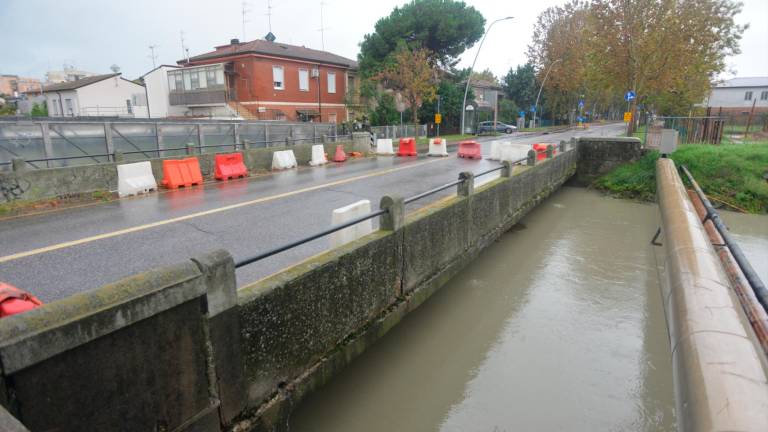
left=266, top=0, right=273, bottom=33
left=148, top=45, right=159, bottom=68
left=533, top=58, right=562, bottom=129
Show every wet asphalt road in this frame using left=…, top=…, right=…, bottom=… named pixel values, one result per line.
left=0, top=123, right=625, bottom=301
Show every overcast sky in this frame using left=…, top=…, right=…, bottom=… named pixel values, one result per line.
left=1, top=0, right=766, bottom=82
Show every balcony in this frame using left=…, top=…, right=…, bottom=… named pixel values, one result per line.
left=169, top=89, right=227, bottom=106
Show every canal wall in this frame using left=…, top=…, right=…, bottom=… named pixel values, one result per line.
left=0, top=141, right=590, bottom=431
left=656, top=158, right=768, bottom=430
left=575, top=136, right=643, bottom=184
left=0, top=134, right=368, bottom=203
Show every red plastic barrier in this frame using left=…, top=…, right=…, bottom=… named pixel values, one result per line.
left=433, top=138, right=442, bottom=144
left=161, top=157, right=203, bottom=189
left=457, top=140, right=482, bottom=159
left=532, top=143, right=556, bottom=161
left=397, top=137, right=417, bottom=156
left=214, top=153, right=248, bottom=180
left=332, top=145, right=347, bottom=162
left=0, top=282, right=43, bottom=318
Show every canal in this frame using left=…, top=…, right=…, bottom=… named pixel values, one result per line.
left=290, top=187, right=768, bottom=432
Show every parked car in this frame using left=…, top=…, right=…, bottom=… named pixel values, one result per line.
left=476, top=121, right=517, bottom=134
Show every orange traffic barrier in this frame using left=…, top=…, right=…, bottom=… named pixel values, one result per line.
left=214, top=153, right=248, bottom=180
left=532, top=143, right=556, bottom=161
left=457, top=140, right=482, bottom=159
left=0, top=282, right=43, bottom=318
left=332, top=145, right=347, bottom=162
left=161, top=157, right=203, bottom=189
left=349, top=151, right=364, bottom=158
left=397, top=137, right=417, bottom=156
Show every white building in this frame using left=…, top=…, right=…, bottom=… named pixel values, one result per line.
left=45, top=66, right=99, bottom=85
left=706, top=77, right=768, bottom=115
left=141, top=63, right=233, bottom=119
left=42, top=73, right=149, bottom=118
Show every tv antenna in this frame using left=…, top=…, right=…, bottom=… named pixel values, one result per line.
left=241, top=1, right=250, bottom=41
left=318, top=1, right=328, bottom=50
left=266, top=0, right=273, bottom=33
left=148, top=45, right=159, bottom=68
left=180, top=30, right=189, bottom=63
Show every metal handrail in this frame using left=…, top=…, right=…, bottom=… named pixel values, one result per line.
left=235, top=153, right=538, bottom=268
left=680, top=164, right=768, bottom=314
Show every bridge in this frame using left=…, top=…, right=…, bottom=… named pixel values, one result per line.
left=0, top=124, right=766, bottom=431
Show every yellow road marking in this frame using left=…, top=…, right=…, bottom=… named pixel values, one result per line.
left=0, top=157, right=449, bottom=264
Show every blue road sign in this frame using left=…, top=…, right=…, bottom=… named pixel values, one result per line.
left=625, top=91, right=636, bottom=101
left=578, top=100, right=585, bottom=108
left=530, top=106, right=536, bottom=113
left=519, top=111, right=526, bottom=117
left=577, top=116, right=583, bottom=123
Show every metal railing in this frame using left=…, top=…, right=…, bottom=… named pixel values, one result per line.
left=234, top=152, right=534, bottom=269
left=0, top=119, right=341, bottom=170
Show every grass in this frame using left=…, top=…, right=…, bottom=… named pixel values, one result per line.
left=594, top=143, right=768, bottom=214
left=415, top=134, right=474, bottom=145
left=0, top=190, right=114, bottom=218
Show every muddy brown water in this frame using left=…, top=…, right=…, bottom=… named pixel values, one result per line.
left=290, top=187, right=768, bottom=432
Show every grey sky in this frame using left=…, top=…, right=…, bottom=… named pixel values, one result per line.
left=1, top=0, right=766, bottom=82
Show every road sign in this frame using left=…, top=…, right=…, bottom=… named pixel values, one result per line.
left=624, top=91, right=636, bottom=102
left=578, top=100, right=584, bottom=108
left=623, top=111, right=632, bottom=122
left=434, top=113, right=442, bottom=124
left=530, top=106, right=536, bottom=113
left=519, top=111, right=526, bottom=117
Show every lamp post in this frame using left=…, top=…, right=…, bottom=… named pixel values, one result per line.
left=532, top=58, right=562, bottom=129
left=460, top=16, right=513, bottom=135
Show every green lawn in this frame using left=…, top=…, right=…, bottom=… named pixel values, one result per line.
left=594, top=143, right=768, bottom=214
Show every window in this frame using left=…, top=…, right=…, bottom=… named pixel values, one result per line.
left=327, top=71, right=336, bottom=93
left=215, top=69, right=225, bottom=86
left=190, top=71, right=199, bottom=89
left=299, top=69, right=309, bottom=91
left=273, top=66, right=284, bottom=90
left=65, top=99, right=73, bottom=116
left=206, top=69, right=217, bottom=86
left=761, top=91, right=768, bottom=101
left=183, top=70, right=192, bottom=90
left=126, top=99, right=133, bottom=114
left=198, top=70, right=207, bottom=88
left=745, top=91, right=753, bottom=100
left=168, top=74, right=176, bottom=91
left=175, top=73, right=183, bottom=91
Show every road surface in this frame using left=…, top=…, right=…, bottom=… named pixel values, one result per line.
left=0, top=123, right=625, bottom=301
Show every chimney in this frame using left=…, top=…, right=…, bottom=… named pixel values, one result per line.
left=230, top=38, right=240, bottom=45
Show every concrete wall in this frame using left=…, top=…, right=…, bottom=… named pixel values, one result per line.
left=0, top=143, right=577, bottom=431
left=0, top=137, right=362, bottom=203
left=656, top=159, right=768, bottom=430
left=574, top=136, right=643, bottom=185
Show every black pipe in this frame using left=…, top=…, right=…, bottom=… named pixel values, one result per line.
left=681, top=165, right=768, bottom=314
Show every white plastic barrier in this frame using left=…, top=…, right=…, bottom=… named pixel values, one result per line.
left=489, top=140, right=503, bottom=160
left=428, top=138, right=449, bottom=156
left=329, top=200, right=373, bottom=248
left=117, top=161, right=157, bottom=197
left=271, top=150, right=298, bottom=170
left=376, top=138, right=394, bottom=155
left=309, top=144, right=327, bottom=166
left=498, top=142, right=528, bottom=162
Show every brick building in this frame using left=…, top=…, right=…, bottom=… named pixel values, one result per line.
left=171, top=38, right=359, bottom=122
left=0, top=75, right=42, bottom=97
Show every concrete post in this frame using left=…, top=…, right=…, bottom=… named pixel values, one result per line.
left=241, top=140, right=250, bottom=150
left=379, top=195, right=405, bottom=231
left=104, top=122, right=114, bottom=157
left=156, top=124, right=165, bottom=156
left=526, top=149, right=537, bottom=166
left=284, top=137, right=291, bottom=147
left=322, top=134, right=328, bottom=144
left=197, top=124, right=205, bottom=153
left=264, top=124, right=270, bottom=147
left=233, top=123, right=240, bottom=150
left=11, top=158, right=26, bottom=172
left=40, top=122, right=54, bottom=169
left=559, top=140, right=566, bottom=153
left=546, top=144, right=554, bottom=159
left=186, top=143, right=196, bottom=155
left=501, top=160, right=513, bottom=178
left=113, top=151, right=124, bottom=163
left=570, top=137, right=577, bottom=150
left=190, top=250, right=246, bottom=424
left=458, top=171, right=474, bottom=196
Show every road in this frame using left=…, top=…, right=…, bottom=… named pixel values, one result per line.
left=0, top=123, right=625, bottom=301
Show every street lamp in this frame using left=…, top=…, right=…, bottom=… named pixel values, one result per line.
left=460, top=16, right=513, bottom=135
left=532, top=58, right=562, bottom=129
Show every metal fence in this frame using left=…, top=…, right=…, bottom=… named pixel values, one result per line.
left=0, top=119, right=341, bottom=170
left=369, top=124, right=428, bottom=140
left=640, top=113, right=768, bottom=148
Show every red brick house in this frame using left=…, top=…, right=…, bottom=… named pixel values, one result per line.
left=177, top=38, right=359, bottom=123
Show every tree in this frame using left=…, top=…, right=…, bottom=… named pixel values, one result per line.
left=369, top=93, right=401, bottom=126
left=497, top=98, right=519, bottom=123
left=30, top=102, right=48, bottom=117
left=375, top=48, right=438, bottom=124
left=418, top=70, right=473, bottom=132
left=471, top=69, right=498, bottom=84
left=503, top=63, right=538, bottom=116
left=358, top=0, right=485, bottom=77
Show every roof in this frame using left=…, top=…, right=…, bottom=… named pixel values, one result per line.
left=42, top=73, right=123, bottom=92
left=470, top=79, right=503, bottom=90
left=715, top=77, right=768, bottom=88
left=139, top=64, right=181, bottom=79
left=184, top=39, right=358, bottom=69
